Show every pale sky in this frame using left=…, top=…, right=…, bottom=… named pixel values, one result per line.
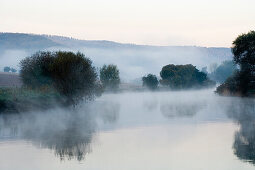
left=1, top=0, right=255, bottom=47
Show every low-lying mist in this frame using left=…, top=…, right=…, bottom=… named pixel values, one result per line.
left=0, top=46, right=231, bottom=82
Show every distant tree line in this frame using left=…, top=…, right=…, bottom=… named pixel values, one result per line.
left=207, top=61, right=237, bottom=84
left=3, top=66, right=17, bottom=73
left=142, top=64, right=215, bottom=90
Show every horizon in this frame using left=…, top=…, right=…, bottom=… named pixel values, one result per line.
left=0, top=31, right=233, bottom=48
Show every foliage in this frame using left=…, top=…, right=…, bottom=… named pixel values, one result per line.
left=215, top=71, right=241, bottom=96
left=160, top=64, right=215, bottom=89
left=100, top=64, right=120, bottom=91
left=232, top=31, right=255, bottom=67
left=19, top=51, right=98, bottom=105
left=50, top=51, right=97, bottom=104
left=10, top=68, right=17, bottom=73
left=142, top=74, right=159, bottom=90
left=3, top=66, right=17, bottom=73
left=3, top=66, right=10, bottom=72
left=216, top=31, right=255, bottom=96
left=20, top=51, right=54, bottom=88
left=209, top=60, right=237, bottom=83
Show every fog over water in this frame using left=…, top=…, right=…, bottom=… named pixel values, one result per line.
left=0, top=89, right=255, bottom=170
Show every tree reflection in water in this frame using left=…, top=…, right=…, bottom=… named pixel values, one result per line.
left=0, top=101, right=120, bottom=161
left=160, top=101, right=206, bottom=118
left=227, top=98, right=255, bottom=165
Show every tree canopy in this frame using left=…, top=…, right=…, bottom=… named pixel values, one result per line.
left=20, top=51, right=98, bottom=105
left=3, top=66, right=10, bottom=72
left=100, top=64, right=120, bottom=91
left=160, top=64, right=215, bottom=89
left=216, top=31, right=255, bottom=96
left=142, top=74, right=159, bottom=90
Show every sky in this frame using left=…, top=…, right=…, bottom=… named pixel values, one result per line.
left=0, top=0, right=255, bottom=47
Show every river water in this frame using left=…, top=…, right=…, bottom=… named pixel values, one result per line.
left=0, top=89, right=255, bottom=170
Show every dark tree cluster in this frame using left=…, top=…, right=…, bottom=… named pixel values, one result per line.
left=100, top=64, right=120, bottom=91
left=216, top=31, right=255, bottom=96
left=159, top=64, right=215, bottom=89
left=3, top=66, right=17, bottom=73
left=20, top=51, right=98, bottom=105
left=142, top=74, right=159, bottom=90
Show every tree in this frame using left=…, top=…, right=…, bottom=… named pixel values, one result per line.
left=20, top=51, right=98, bottom=105
left=232, top=31, right=255, bottom=95
left=216, top=31, right=255, bottom=96
left=20, top=51, right=54, bottom=88
left=209, top=60, right=237, bottom=83
left=100, top=64, right=120, bottom=91
left=160, top=64, right=215, bottom=89
left=232, top=31, right=255, bottom=67
left=142, top=74, right=159, bottom=90
left=11, top=68, right=17, bottom=73
left=50, top=51, right=97, bottom=105
left=3, top=66, right=10, bottom=72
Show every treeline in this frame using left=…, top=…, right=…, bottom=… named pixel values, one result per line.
left=3, top=66, right=17, bottom=73
left=142, top=64, right=215, bottom=90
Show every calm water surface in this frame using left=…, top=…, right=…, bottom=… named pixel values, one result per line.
left=0, top=89, right=255, bottom=170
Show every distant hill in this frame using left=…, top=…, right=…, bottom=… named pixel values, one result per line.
left=0, top=33, right=61, bottom=50
left=0, top=32, right=233, bottom=81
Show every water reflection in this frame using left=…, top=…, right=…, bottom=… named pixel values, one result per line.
left=0, top=101, right=120, bottom=161
left=227, top=98, right=255, bottom=165
left=160, top=101, right=206, bottom=118
left=95, top=101, right=120, bottom=123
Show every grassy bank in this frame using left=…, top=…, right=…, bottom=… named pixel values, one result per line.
left=0, top=87, right=63, bottom=114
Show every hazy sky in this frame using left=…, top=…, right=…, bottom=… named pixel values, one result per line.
left=1, top=0, right=255, bottom=47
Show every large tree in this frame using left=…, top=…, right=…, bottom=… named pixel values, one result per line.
left=100, top=64, right=120, bottom=91
left=20, top=51, right=98, bottom=105
left=216, top=31, right=255, bottom=96
left=50, top=51, right=98, bottom=104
